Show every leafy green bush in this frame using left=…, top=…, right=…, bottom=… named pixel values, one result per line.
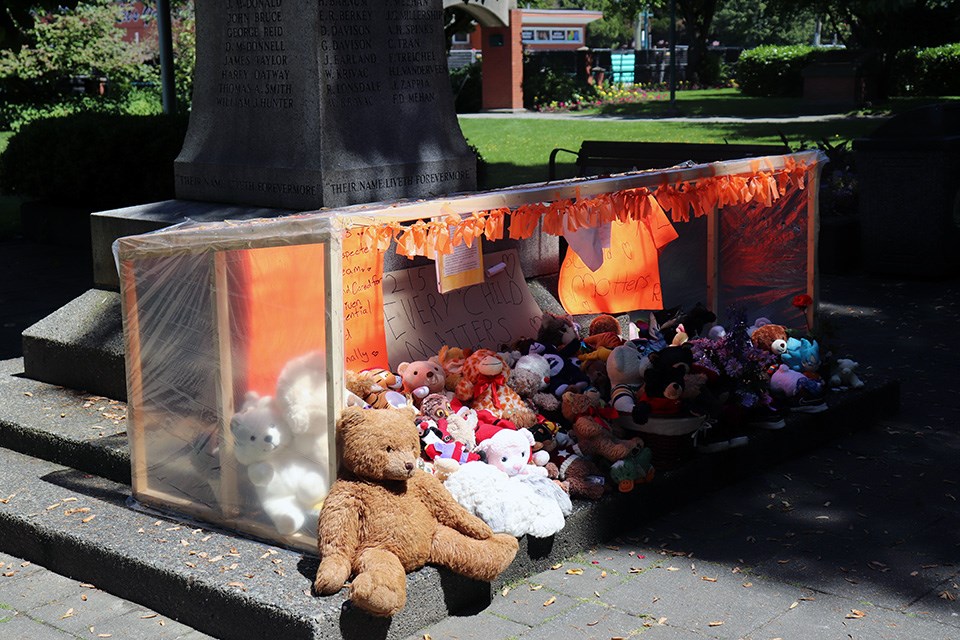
left=449, top=61, right=482, bottom=113
left=0, top=112, right=189, bottom=208
left=892, top=43, right=960, bottom=96
left=736, top=45, right=816, bottom=97
left=0, top=88, right=164, bottom=131
left=522, top=64, right=597, bottom=111
left=0, top=0, right=195, bottom=115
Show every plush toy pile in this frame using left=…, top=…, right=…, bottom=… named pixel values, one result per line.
left=241, top=305, right=862, bottom=617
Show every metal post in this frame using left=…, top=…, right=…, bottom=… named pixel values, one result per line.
left=157, top=0, right=176, bottom=114
left=669, top=0, right=677, bottom=107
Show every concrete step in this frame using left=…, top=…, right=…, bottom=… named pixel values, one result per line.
left=21, top=290, right=127, bottom=402
left=0, top=355, right=901, bottom=640
left=0, top=358, right=130, bottom=484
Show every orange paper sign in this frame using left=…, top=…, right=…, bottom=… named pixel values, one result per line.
left=342, top=227, right=389, bottom=371
left=558, top=207, right=679, bottom=315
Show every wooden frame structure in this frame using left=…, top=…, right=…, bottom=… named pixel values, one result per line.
left=118, top=150, right=823, bottom=554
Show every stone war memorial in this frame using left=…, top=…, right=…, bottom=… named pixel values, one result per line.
left=2, top=1, right=902, bottom=639
left=175, top=0, right=477, bottom=209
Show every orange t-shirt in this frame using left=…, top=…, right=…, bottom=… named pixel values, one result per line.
left=558, top=206, right=678, bottom=315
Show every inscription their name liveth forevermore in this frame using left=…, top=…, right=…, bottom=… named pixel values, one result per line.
left=174, top=0, right=476, bottom=210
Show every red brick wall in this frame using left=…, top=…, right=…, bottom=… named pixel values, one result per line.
left=481, top=9, right=524, bottom=111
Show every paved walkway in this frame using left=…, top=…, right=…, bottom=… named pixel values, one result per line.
left=1, top=232, right=958, bottom=639
left=459, top=110, right=882, bottom=124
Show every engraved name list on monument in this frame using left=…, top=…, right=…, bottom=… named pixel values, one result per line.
left=317, top=0, right=475, bottom=207
left=218, top=0, right=292, bottom=111
left=174, top=0, right=476, bottom=211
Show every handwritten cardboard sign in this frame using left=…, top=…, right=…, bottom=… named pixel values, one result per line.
left=382, top=249, right=543, bottom=366
left=342, top=228, right=389, bottom=371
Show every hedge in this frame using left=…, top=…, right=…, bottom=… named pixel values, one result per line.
left=0, top=112, right=188, bottom=209
left=892, top=43, right=960, bottom=96
left=736, top=45, right=816, bottom=97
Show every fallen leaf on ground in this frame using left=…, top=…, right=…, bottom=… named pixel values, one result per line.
left=742, top=582, right=753, bottom=588
left=939, top=590, right=956, bottom=601
left=529, top=584, right=543, bottom=591
left=566, top=568, right=584, bottom=575
left=601, top=571, right=607, bottom=578
left=666, top=567, right=679, bottom=572
left=140, top=614, right=158, bottom=619
left=543, top=596, right=556, bottom=606
left=586, top=620, right=599, bottom=626
left=550, top=563, right=563, bottom=570
left=501, top=586, right=510, bottom=597
left=61, top=608, right=74, bottom=619
left=789, top=601, right=799, bottom=609
left=846, top=609, right=867, bottom=619
left=701, top=576, right=717, bottom=582
left=708, top=620, right=724, bottom=627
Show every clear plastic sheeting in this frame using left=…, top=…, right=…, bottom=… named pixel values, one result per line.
left=718, top=183, right=812, bottom=328
left=117, top=151, right=823, bottom=553
left=120, top=217, right=341, bottom=554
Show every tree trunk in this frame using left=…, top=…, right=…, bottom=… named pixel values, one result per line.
left=678, top=0, right=718, bottom=85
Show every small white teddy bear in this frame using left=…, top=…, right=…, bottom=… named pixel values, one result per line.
left=829, top=358, right=865, bottom=389
left=230, top=391, right=329, bottom=537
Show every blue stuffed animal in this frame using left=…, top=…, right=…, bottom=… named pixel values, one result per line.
left=782, top=337, right=821, bottom=377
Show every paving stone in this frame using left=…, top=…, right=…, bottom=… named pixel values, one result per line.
left=517, top=602, right=647, bottom=640
left=903, top=575, right=960, bottom=629
left=0, top=555, right=44, bottom=581
left=0, top=564, right=80, bottom=613
left=748, top=591, right=958, bottom=640
left=175, top=631, right=220, bottom=640
left=404, top=610, right=529, bottom=640
left=528, top=559, right=620, bottom=600
left=29, top=587, right=139, bottom=637
left=752, top=529, right=958, bottom=612
left=601, top=560, right=801, bottom=638
left=0, top=612, right=79, bottom=639
left=92, top=605, right=208, bottom=640
left=484, top=585, right=579, bottom=628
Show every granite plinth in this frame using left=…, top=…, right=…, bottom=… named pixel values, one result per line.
left=90, top=200, right=294, bottom=291
left=175, top=0, right=476, bottom=209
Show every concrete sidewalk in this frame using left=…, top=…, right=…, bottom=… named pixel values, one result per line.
left=1, top=232, right=958, bottom=639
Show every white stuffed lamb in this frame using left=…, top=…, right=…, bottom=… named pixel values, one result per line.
left=230, top=392, right=329, bottom=537
left=443, top=428, right=571, bottom=538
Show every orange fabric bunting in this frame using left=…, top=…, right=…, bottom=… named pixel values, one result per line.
left=352, top=159, right=812, bottom=259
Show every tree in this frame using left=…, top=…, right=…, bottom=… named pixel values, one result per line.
left=780, top=0, right=960, bottom=94
left=712, top=0, right=819, bottom=48
left=0, top=1, right=195, bottom=108
left=783, top=0, right=960, bottom=51
left=0, top=0, right=148, bottom=98
left=1, top=0, right=81, bottom=51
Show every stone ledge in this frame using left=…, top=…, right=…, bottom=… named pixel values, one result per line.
left=21, top=290, right=126, bottom=401
left=0, top=361, right=900, bottom=640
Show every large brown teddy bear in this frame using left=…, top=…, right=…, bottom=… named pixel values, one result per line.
left=314, top=407, right=518, bottom=617
left=561, top=391, right=644, bottom=464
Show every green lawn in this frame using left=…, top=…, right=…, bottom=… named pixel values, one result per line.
left=578, top=87, right=960, bottom=119
left=460, top=115, right=883, bottom=189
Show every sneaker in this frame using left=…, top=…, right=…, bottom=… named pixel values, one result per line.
left=747, top=405, right=787, bottom=430
left=790, top=396, right=828, bottom=413
left=695, top=420, right=749, bottom=454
